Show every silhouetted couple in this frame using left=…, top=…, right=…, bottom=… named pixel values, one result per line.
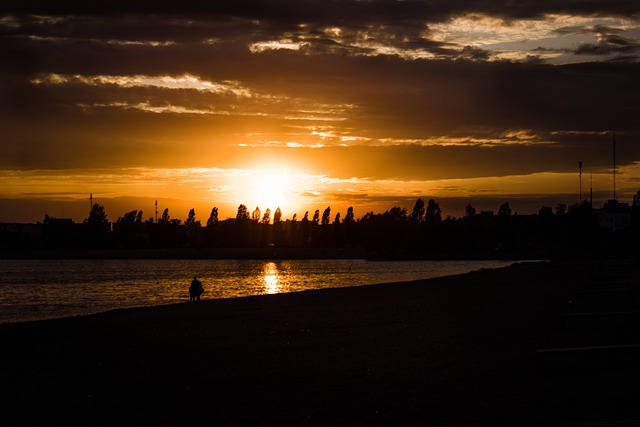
left=189, top=276, right=204, bottom=302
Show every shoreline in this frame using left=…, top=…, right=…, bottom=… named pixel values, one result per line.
left=0, top=246, right=368, bottom=260
left=0, top=259, right=528, bottom=325
left=1, top=259, right=638, bottom=425
left=0, top=246, right=556, bottom=260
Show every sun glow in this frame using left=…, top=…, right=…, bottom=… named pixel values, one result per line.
left=250, top=173, right=293, bottom=215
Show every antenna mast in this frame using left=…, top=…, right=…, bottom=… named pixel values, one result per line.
left=590, top=170, right=593, bottom=207
left=155, top=200, right=158, bottom=223
left=613, top=133, right=616, bottom=201
left=579, top=161, right=582, bottom=203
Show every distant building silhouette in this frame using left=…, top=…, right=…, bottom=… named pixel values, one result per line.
left=596, top=199, right=631, bottom=232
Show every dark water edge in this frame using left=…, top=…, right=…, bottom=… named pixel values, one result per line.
left=0, top=246, right=557, bottom=260
left=0, top=247, right=367, bottom=260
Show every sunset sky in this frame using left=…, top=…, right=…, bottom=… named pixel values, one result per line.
left=1, top=1, right=639, bottom=223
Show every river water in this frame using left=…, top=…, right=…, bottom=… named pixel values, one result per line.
left=0, top=259, right=515, bottom=323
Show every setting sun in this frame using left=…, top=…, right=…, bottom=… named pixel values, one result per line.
left=250, top=172, right=293, bottom=214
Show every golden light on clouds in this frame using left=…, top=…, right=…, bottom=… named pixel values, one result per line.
left=428, top=14, right=639, bottom=63
left=249, top=39, right=307, bottom=53
left=31, top=73, right=252, bottom=96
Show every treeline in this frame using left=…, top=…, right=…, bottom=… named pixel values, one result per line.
left=2, top=198, right=640, bottom=259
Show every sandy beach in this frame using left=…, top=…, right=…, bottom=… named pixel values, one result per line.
left=1, top=259, right=638, bottom=426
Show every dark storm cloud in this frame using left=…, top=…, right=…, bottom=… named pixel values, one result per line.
left=2, top=1, right=639, bottom=78
left=282, top=57, right=640, bottom=137
left=2, top=1, right=639, bottom=21
left=3, top=1, right=639, bottom=55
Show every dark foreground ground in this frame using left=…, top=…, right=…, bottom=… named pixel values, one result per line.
left=1, top=259, right=639, bottom=426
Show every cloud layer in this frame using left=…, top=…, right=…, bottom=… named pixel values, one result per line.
left=1, top=1, right=639, bottom=220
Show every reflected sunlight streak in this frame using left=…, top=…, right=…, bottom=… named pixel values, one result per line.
left=262, top=262, right=282, bottom=294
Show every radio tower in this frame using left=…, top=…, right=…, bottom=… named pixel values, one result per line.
left=612, top=133, right=617, bottom=201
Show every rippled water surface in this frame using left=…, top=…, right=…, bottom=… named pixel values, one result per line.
left=0, top=259, right=515, bottom=323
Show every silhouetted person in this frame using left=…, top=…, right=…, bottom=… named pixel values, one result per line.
left=189, top=276, right=204, bottom=302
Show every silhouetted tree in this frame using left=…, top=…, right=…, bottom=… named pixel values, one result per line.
left=185, top=208, right=200, bottom=227
left=86, top=203, right=108, bottom=225
left=159, top=208, right=170, bottom=224
left=344, top=206, right=355, bottom=223
left=273, top=207, right=282, bottom=223
left=43, top=214, right=53, bottom=225
left=117, top=210, right=139, bottom=225
left=184, top=209, right=201, bottom=245
left=410, top=198, right=425, bottom=222
left=343, top=206, right=356, bottom=246
left=233, top=204, right=252, bottom=246
left=495, top=202, right=513, bottom=251
left=538, top=206, right=553, bottom=217
left=361, top=211, right=375, bottom=221
left=114, top=210, right=141, bottom=247
left=262, top=208, right=271, bottom=224
left=425, top=199, right=442, bottom=222
left=206, top=207, right=218, bottom=226
left=258, top=208, right=271, bottom=245
left=272, top=207, right=286, bottom=246
left=359, top=207, right=408, bottom=256
left=385, top=206, right=407, bottom=221
left=321, top=206, right=331, bottom=225
left=83, top=203, right=110, bottom=247
left=498, top=202, right=512, bottom=216
left=252, top=207, right=261, bottom=222
left=289, top=213, right=298, bottom=245
left=312, top=210, right=320, bottom=225
left=555, top=204, right=567, bottom=216
left=299, top=211, right=310, bottom=246
left=236, top=204, right=250, bottom=220
left=332, top=212, right=344, bottom=246
left=204, top=207, right=220, bottom=247
left=465, top=204, right=476, bottom=218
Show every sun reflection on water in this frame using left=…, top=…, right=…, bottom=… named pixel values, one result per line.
left=262, top=262, right=282, bottom=294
